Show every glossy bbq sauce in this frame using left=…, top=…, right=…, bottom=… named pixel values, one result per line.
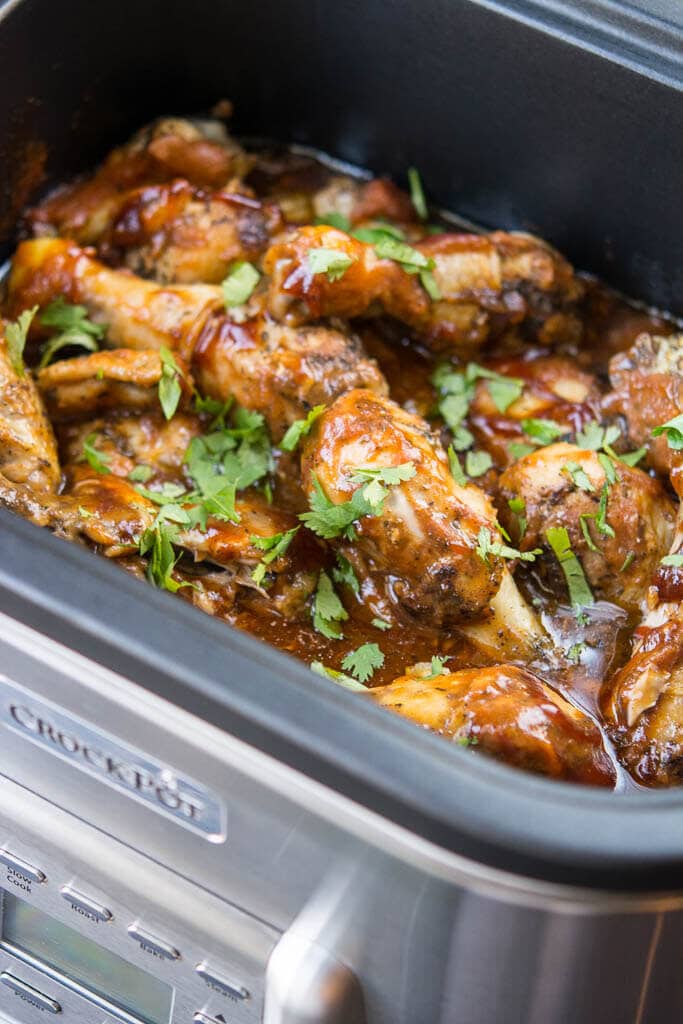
left=29, top=143, right=681, bottom=792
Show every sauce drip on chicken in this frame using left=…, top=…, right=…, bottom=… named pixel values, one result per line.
left=2, top=111, right=682, bottom=790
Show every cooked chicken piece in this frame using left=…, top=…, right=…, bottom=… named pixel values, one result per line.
left=194, top=317, right=388, bottom=441
left=465, top=354, right=601, bottom=465
left=370, top=663, right=615, bottom=786
left=37, top=349, right=193, bottom=421
left=300, top=389, right=504, bottom=627
left=60, top=413, right=202, bottom=480
left=311, top=175, right=416, bottom=227
left=26, top=117, right=252, bottom=244
left=499, top=442, right=675, bottom=612
left=602, top=614, right=683, bottom=786
left=604, top=332, right=683, bottom=492
left=0, top=321, right=60, bottom=491
left=99, top=180, right=283, bottom=283
left=264, top=225, right=583, bottom=356
left=9, top=239, right=388, bottom=443
left=8, top=238, right=224, bottom=356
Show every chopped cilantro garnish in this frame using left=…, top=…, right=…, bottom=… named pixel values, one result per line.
left=652, top=413, right=683, bottom=451
left=352, top=222, right=405, bottom=244
left=314, top=212, right=352, bottom=232
left=221, top=261, right=260, bottom=307
left=250, top=526, right=299, bottom=586
left=661, top=553, right=683, bottom=567
left=300, top=463, right=414, bottom=540
left=193, top=394, right=234, bottom=429
left=426, top=655, right=451, bottom=679
left=507, top=496, right=527, bottom=540
left=407, top=166, right=428, bottom=220
left=5, top=306, right=38, bottom=377
left=563, top=461, right=595, bottom=493
left=128, top=465, right=154, bottom=483
left=618, top=446, right=647, bottom=467
left=373, top=236, right=440, bottom=299
left=576, top=421, right=620, bottom=451
left=82, top=433, right=111, bottom=475
left=158, top=346, right=183, bottom=420
left=341, top=642, right=384, bottom=683
left=135, top=482, right=188, bottom=505
left=456, top=736, right=478, bottom=747
left=312, top=570, right=348, bottom=639
left=38, top=298, right=105, bottom=369
left=476, top=527, right=540, bottom=565
left=332, top=553, right=360, bottom=594
left=447, top=444, right=467, bottom=486
left=567, top=642, right=586, bottom=664
left=465, top=450, right=493, bottom=478
left=310, top=660, right=368, bottom=691
left=371, top=617, right=391, bottom=631
left=620, top=552, right=635, bottom=572
left=467, top=363, right=523, bottom=413
left=280, top=405, right=325, bottom=452
left=508, top=441, right=535, bottom=461
left=522, top=418, right=564, bottom=445
left=78, top=506, right=93, bottom=519
left=545, top=526, right=594, bottom=610
left=432, top=362, right=523, bottom=450
left=597, top=451, right=618, bottom=484
left=139, top=519, right=193, bottom=593
left=308, top=247, right=355, bottom=282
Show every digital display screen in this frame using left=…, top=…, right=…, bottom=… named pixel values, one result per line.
left=1, top=891, right=173, bottom=1024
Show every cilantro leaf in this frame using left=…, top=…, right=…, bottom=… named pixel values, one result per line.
left=352, top=222, right=405, bottom=244
left=597, top=451, right=618, bottom=485
left=342, top=642, right=384, bottom=683
left=447, top=445, right=467, bottom=486
left=652, top=413, right=683, bottom=451
left=332, top=554, right=360, bottom=594
left=128, top=465, right=154, bottom=483
left=426, top=655, right=451, bottom=679
left=308, top=248, right=355, bottom=282
left=507, top=496, right=527, bottom=540
left=280, top=405, right=325, bottom=452
left=38, top=297, right=105, bottom=369
left=466, top=363, right=523, bottom=413
left=374, top=236, right=432, bottom=271
left=221, top=261, right=260, bottom=307
left=661, top=553, right=683, bottom=567
left=350, top=462, right=416, bottom=486
left=407, top=166, right=428, bottom=220
left=522, top=418, right=564, bottom=445
left=250, top=526, right=299, bottom=585
left=419, top=269, right=441, bottom=300
left=300, top=474, right=373, bottom=540
left=139, top=520, right=192, bottom=593
left=82, top=433, right=111, bottom=475
left=158, top=346, right=183, bottom=420
left=508, top=441, right=535, bottom=461
left=617, top=446, right=647, bottom=467
left=312, top=570, right=348, bottom=639
left=476, top=527, right=540, bottom=565
left=310, top=660, right=368, bottom=691
left=314, top=212, right=352, bottom=232
left=545, top=526, right=594, bottom=610
left=371, top=617, right=391, bottom=631
left=5, top=307, right=38, bottom=377
left=562, top=461, right=595, bottom=492
left=465, top=450, right=493, bottom=478
left=193, top=394, right=234, bottom=429
left=620, top=552, right=635, bottom=572
left=567, top=642, right=586, bottom=664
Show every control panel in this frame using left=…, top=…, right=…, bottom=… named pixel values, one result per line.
left=0, top=780, right=279, bottom=1024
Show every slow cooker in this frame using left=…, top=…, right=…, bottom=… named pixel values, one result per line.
left=1, top=1, right=683, bottom=1022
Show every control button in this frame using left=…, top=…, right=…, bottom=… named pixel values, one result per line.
left=195, top=961, right=249, bottom=1000
left=60, top=886, right=112, bottom=922
left=1, top=973, right=61, bottom=1013
left=127, top=925, right=180, bottom=961
left=0, top=850, right=45, bottom=883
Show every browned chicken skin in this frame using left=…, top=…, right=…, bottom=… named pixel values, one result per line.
left=300, top=389, right=504, bottom=626
left=264, top=225, right=583, bottom=356
left=0, top=321, right=60, bottom=491
left=602, top=616, right=683, bottom=786
left=370, top=664, right=616, bottom=786
left=26, top=117, right=252, bottom=244
left=8, top=238, right=387, bottom=442
left=99, top=179, right=283, bottom=283
left=499, top=442, right=675, bottom=612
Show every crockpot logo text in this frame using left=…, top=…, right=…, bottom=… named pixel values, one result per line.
left=0, top=674, right=226, bottom=840
left=10, top=703, right=205, bottom=821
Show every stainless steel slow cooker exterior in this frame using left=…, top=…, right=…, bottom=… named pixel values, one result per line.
left=2, top=1, right=683, bottom=1022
